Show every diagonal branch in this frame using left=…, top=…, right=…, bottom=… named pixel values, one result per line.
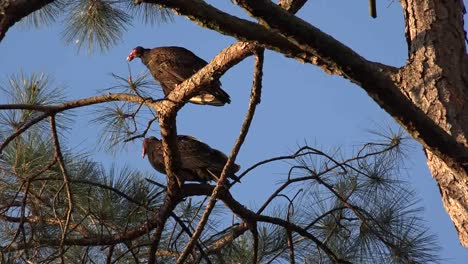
left=147, top=40, right=261, bottom=262
left=137, top=0, right=335, bottom=70
left=142, top=0, right=467, bottom=175
left=232, top=0, right=468, bottom=175
left=175, top=48, right=265, bottom=264
left=142, top=2, right=315, bottom=260
left=204, top=222, right=250, bottom=254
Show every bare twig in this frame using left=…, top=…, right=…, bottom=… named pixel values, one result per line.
left=50, top=115, right=73, bottom=257
left=176, top=49, right=265, bottom=264
left=287, top=228, right=295, bottom=264
left=124, top=116, right=158, bottom=142
left=106, top=245, right=115, bottom=264
left=3, top=180, right=30, bottom=254
left=171, top=213, right=212, bottom=264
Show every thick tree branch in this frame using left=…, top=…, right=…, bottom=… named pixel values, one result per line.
left=140, top=0, right=467, bottom=177
left=398, top=0, right=468, bottom=248
left=231, top=0, right=468, bottom=175
left=146, top=42, right=263, bottom=263
left=148, top=6, right=306, bottom=244
left=0, top=0, right=55, bottom=42
left=137, top=0, right=341, bottom=72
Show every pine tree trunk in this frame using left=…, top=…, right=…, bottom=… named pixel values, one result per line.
left=399, top=0, right=468, bottom=247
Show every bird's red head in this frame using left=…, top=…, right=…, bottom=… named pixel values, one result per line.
left=142, top=136, right=157, bottom=158
left=127, top=46, right=145, bottom=61
left=142, top=137, right=150, bottom=158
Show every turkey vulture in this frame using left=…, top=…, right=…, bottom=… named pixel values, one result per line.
left=142, top=135, right=240, bottom=183
left=127, top=46, right=231, bottom=106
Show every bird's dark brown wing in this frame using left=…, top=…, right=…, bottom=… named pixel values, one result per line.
left=145, top=135, right=240, bottom=182
left=145, top=136, right=210, bottom=182
left=178, top=135, right=222, bottom=169
left=143, top=47, right=207, bottom=95
left=142, top=47, right=231, bottom=105
left=178, top=136, right=240, bottom=181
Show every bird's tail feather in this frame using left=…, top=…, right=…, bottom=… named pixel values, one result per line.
left=206, top=169, right=241, bottom=183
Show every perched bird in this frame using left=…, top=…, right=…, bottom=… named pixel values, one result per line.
left=142, top=135, right=240, bottom=183
left=127, top=46, right=231, bottom=106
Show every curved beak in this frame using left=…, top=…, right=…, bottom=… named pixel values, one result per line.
left=127, top=50, right=137, bottom=61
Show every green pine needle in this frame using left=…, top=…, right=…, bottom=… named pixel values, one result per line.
left=0, top=72, right=69, bottom=136
left=22, top=0, right=66, bottom=28
left=123, top=0, right=174, bottom=25
left=103, top=70, right=160, bottom=97
left=62, top=0, right=131, bottom=53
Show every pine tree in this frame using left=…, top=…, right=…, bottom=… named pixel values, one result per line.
left=1, top=0, right=465, bottom=262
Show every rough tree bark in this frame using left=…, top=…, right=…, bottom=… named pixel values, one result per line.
left=398, top=0, right=468, bottom=247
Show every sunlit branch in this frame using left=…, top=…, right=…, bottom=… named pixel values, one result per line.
left=143, top=0, right=467, bottom=176
left=204, top=223, right=249, bottom=254
left=233, top=0, right=468, bottom=176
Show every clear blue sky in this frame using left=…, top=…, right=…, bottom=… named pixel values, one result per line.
left=1, top=1, right=467, bottom=262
